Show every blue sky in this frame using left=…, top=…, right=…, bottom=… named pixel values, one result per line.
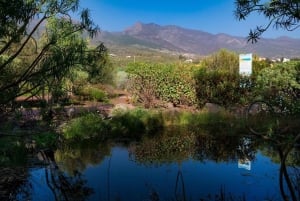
left=79, top=0, right=300, bottom=39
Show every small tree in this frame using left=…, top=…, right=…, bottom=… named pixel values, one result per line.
left=201, top=49, right=239, bottom=73
left=0, top=0, right=102, bottom=110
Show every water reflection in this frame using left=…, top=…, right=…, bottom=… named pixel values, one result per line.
left=9, top=129, right=300, bottom=201
left=238, top=159, right=251, bottom=171
left=16, top=149, right=93, bottom=201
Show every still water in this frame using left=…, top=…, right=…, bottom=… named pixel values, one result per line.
left=14, top=133, right=299, bottom=201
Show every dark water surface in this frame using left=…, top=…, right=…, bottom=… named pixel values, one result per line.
left=14, top=133, right=299, bottom=201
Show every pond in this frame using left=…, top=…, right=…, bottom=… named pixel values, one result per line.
left=10, top=130, right=299, bottom=201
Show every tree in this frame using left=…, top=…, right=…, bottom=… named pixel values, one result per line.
left=201, top=49, right=239, bottom=73
left=0, top=0, right=102, bottom=110
left=234, top=0, right=300, bottom=42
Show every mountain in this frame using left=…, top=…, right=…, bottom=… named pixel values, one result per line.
left=94, top=22, right=300, bottom=58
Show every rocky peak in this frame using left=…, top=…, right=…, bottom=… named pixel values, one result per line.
left=124, top=22, right=163, bottom=35
left=124, top=22, right=143, bottom=35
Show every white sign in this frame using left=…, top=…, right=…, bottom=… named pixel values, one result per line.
left=238, top=159, right=251, bottom=170
left=239, top=53, right=252, bottom=76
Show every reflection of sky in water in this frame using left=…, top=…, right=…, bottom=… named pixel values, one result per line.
left=22, top=147, right=283, bottom=201
left=84, top=148, right=281, bottom=201
left=17, top=168, right=54, bottom=201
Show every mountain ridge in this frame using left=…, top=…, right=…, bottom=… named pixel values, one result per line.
left=95, top=22, right=300, bottom=58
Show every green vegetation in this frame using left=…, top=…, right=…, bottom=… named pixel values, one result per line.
left=0, top=0, right=111, bottom=112
left=61, top=108, right=249, bottom=141
left=61, top=108, right=164, bottom=140
left=62, top=113, right=110, bottom=140
left=54, top=140, right=111, bottom=174
left=76, top=85, right=109, bottom=102
left=32, top=131, right=58, bottom=149
left=0, top=137, right=27, bottom=166
left=0, top=2, right=299, bottom=180
left=255, top=61, right=300, bottom=114
left=1, top=2, right=299, bottom=201
left=126, top=62, right=198, bottom=107
left=195, top=68, right=246, bottom=107
left=0, top=1, right=115, bottom=164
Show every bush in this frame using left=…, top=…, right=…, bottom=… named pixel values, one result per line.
left=114, top=70, right=129, bottom=89
left=255, top=61, right=300, bottom=114
left=32, top=132, right=58, bottom=148
left=62, top=113, right=110, bottom=140
left=194, top=68, right=254, bottom=108
left=126, top=62, right=197, bottom=107
left=201, top=49, right=239, bottom=73
left=76, top=85, right=108, bottom=102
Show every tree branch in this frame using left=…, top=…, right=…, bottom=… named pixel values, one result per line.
left=0, top=15, right=47, bottom=71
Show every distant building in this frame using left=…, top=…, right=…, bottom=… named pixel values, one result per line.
left=282, top=58, right=290, bottom=63
left=184, top=59, right=193, bottom=63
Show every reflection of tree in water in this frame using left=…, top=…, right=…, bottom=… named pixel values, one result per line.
left=276, top=141, right=300, bottom=201
left=54, top=140, right=111, bottom=175
left=131, top=126, right=258, bottom=166
left=12, top=149, right=94, bottom=201
left=246, top=104, right=300, bottom=201
left=7, top=139, right=111, bottom=201
left=193, top=134, right=257, bottom=163
left=130, top=127, right=197, bottom=165
left=0, top=167, right=28, bottom=200
left=255, top=139, right=300, bottom=201
left=174, top=164, right=186, bottom=201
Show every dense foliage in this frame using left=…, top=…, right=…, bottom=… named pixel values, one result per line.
left=62, top=113, right=110, bottom=140
left=124, top=49, right=300, bottom=115
left=255, top=61, right=300, bottom=114
left=126, top=62, right=197, bottom=107
left=194, top=68, right=250, bottom=107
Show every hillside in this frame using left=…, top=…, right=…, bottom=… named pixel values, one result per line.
left=94, top=22, right=300, bottom=58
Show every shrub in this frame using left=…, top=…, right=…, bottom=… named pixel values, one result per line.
left=201, top=49, right=239, bottom=73
left=255, top=61, right=300, bottom=114
left=114, top=70, right=129, bottom=89
left=76, top=85, right=108, bottom=102
left=62, top=113, right=110, bottom=140
left=126, top=62, right=197, bottom=107
left=194, top=68, right=254, bottom=108
left=32, top=132, right=58, bottom=148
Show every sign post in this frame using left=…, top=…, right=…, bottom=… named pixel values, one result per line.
left=239, top=53, right=252, bottom=89
left=239, top=53, right=252, bottom=76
